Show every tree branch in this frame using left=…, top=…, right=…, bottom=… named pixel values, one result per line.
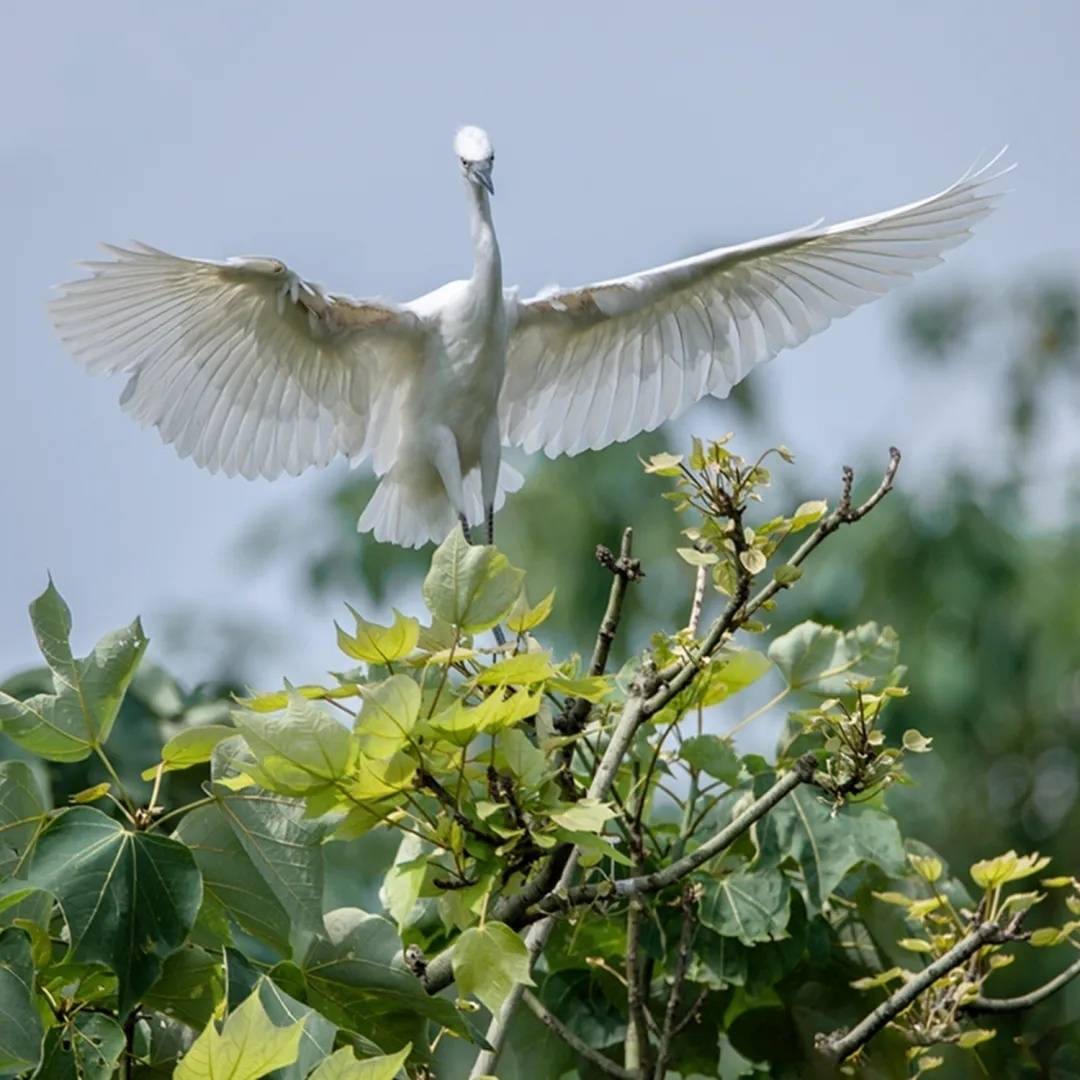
left=818, top=916, right=1022, bottom=1065
left=653, top=885, right=698, bottom=1080
left=522, top=989, right=633, bottom=1079
left=532, top=754, right=817, bottom=915
left=969, top=955, right=1080, bottom=1014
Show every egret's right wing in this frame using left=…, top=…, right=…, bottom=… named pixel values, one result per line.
left=49, top=243, right=425, bottom=479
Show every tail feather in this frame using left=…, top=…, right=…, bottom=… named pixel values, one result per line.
left=357, top=462, right=524, bottom=548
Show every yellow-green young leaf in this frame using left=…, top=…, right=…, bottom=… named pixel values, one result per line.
left=422, top=527, right=525, bottom=633
left=451, top=922, right=535, bottom=1015
left=1029, top=927, right=1068, bottom=947
left=914, top=1056, right=945, bottom=1075
left=70, top=782, right=111, bottom=804
left=790, top=500, right=828, bottom=531
left=337, top=607, right=420, bottom=664
left=233, top=696, right=354, bottom=795
left=356, top=675, right=421, bottom=758
left=850, top=966, right=906, bottom=990
left=548, top=674, right=612, bottom=702
left=957, top=1028, right=996, bottom=1049
left=739, top=549, right=768, bottom=575
left=505, top=590, right=556, bottom=634
left=871, top=891, right=914, bottom=907
left=1041, top=876, right=1076, bottom=888
left=970, top=851, right=1051, bottom=890
left=902, top=729, right=933, bottom=753
left=476, top=652, right=555, bottom=687
left=308, top=1044, right=411, bottom=1080
left=141, top=724, right=237, bottom=779
left=380, top=835, right=427, bottom=931
left=773, top=564, right=803, bottom=586
left=908, top=853, right=943, bottom=883
left=549, top=799, right=616, bottom=833
left=695, top=650, right=772, bottom=706
left=677, top=547, right=719, bottom=567
left=347, top=752, right=417, bottom=801
left=642, top=452, right=684, bottom=476
left=175, top=987, right=304, bottom=1080
left=236, top=683, right=361, bottom=713
left=897, top=938, right=934, bottom=954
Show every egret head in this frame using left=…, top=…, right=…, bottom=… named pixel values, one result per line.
left=455, top=126, right=495, bottom=195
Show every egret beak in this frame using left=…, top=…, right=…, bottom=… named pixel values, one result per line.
left=469, top=161, right=495, bottom=195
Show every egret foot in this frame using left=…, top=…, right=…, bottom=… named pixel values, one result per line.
left=485, top=505, right=495, bottom=546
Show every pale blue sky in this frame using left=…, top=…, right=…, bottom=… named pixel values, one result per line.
left=3, top=3, right=1078, bottom=686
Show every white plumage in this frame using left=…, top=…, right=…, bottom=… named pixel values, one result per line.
left=49, top=132, right=1011, bottom=547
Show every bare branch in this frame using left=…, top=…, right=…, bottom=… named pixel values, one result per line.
left=687, top=564, right=708, bottom=636
left=522, top=990, right=633, bottom=1079
left=818, top=915, right=1024, bottom=1065
left=969, top=955, right=1080, bottom=1014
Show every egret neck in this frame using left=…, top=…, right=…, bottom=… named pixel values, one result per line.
left=467, top=184, right=502, bottom=304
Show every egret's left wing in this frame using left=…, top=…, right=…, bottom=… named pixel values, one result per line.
left=500, top=153, right=1012, bottom=457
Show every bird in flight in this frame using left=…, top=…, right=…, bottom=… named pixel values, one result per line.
left=49, top=129, right=1010, bottom=548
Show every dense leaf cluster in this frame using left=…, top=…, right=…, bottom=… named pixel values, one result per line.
left=0, top=438, right=1076, bottom=1078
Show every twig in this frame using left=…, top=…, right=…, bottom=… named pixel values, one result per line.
left=653, top=885, right=698, bottom=1080
left=522, top=990, right=633, bottom=1079
left=532, top=754, right=816, bottom=915
left=687, top=565, right=708, bottom=636
left=625, top=883, right=653, bottom=1074
left=969, top=955, right=1080, bottom=1014
left=818, top=916, right=1023, bottom=1064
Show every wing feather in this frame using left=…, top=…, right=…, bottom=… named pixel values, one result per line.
left=49, top=244, right=424, bottom=479
left=501, top=153, right=1012, bottom=457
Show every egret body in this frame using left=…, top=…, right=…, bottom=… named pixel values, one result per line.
left=49, top=131, right=1011, bottom=547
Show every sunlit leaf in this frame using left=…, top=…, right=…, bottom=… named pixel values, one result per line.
left=141, top=723, right=237, bottom=780
left=0, top=580, right=147, bottom=762
left=768, top=621, right=899, bottom=696
left=505, top=589, right=556, bottom=634
left=308, top=1045, right=411, bottom=1080
left=452, top=921, right=535, bottom=1015
left=356, top=676, right=421, bottom=759
left=423, top=527, right=524, bottom=633
left=475, top=651, right=555, bottom=686
left=337, top=607, right=420, bottom=665
left=549, top=799, right=615, bottom=833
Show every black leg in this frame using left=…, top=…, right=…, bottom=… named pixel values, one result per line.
left=458, top=514, right=473, bottom=545
left=486, top=504, right=495, bottom=546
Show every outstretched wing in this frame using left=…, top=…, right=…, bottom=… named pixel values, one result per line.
left=500, top=152, right=1012, bottom=458
left=49, top=243, right=425, bottom=479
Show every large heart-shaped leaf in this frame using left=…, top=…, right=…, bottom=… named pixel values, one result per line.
left=767, top=621, right=899, bottom=696
left=0, top=581, right=146, bottom=762
left=175, top=802, right=293, bottom=955
left=211, top=738, right=326, bottom=932
left=27, top=806, right=202, bottom=1012
left=308, top=1045, right=411, bottom=1080
left=698, top=867, right=792, bottom=945
left=422, top=528, right=524, bottom=633
left=754, top=778, right=906, bottom=913
left=303, top=908, right=469, bottom=1043
left=0, top=927, right=43, bottom=1075
left=0, top=761, right=47, bottom=879
left=451, top=921, right=535, bottom=1016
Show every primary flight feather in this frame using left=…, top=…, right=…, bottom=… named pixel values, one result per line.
left=49, top=130, right=1011, bottom=547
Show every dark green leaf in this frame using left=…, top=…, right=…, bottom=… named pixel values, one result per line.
left=680, top=735, right=741, bottom=784
left=143, top=946, right=224, bottom=1030
left=0, top=761, right=47, bottom=879
left=36, top=1012, right=124, bottom=1080
left=27, top=806, right=202, bottom=1012
left=768, top=621, right=899, bottom=696
left=0, top=927, right=43, bottom=1075
left=699, top=868, right=792, bottom=945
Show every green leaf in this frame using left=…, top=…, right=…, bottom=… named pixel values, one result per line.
left=234, top=694, right=355, bottom=795
left=356, top=675, right=421, bottom=759
left=423, top=527, right=525, bottom=632
left=699, top=868, right=792, bottom=945
left=142, top=723, right=237, bottom=779
left=694, top=651, right=772, bottom=707
left=772, top=564, right=803, bottom=586
left=0, top=581, right=147, bottom=762
left=36, top=1012, right=123, bottom=1080
left=26, top=806, right=202, bottom=1013
left=956, top=1028, right=995, bottom=1049
left=549, top=799, right=616, bottom=834
left=259, top=975, right=338, bottom=1080
left=0, top=761, right=47, bottom=879
left=677, top=547, right=720, bottom=567
left=337, top=607, right=420, bottom=665
left=643, top=452, right=684, bottom=476
left=452, top=920, right=535, bottom=1015
left=143, top=946, right=225, bottom=1029
left=475, top=651, right=555, bottom=686
left=308, top=1045, right=411, bottom=1080
left=755, top=780, right=906, bottom=913
left=175, top=802, right=293, bottom=954
left=175, top=987, right=305, bottom=1080
left=902, top=728, right=934, bottom=753
left=0, top=927, right=44, bottom=1076
left=303, top=908, right=469, bottom=1043
left=494, top=729, right=545, bottom=789
left=789, top=500, right=827, bottom=531
left=380, top=835, right=427, bottom=931
left=679, top=735, right=741, bottom=783
left=505, top=589, right=556, bottom=634
left=739, top=549, right=768, bottom=576
left=768, top=621, right=899, bottom=696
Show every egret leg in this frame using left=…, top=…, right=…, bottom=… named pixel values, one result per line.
left=486, top=504, right=495, bottom=546
left=480, top=421, right=502, bottom=548
left=429, top=424, right=471, bottom=538
left=458, top=514, right=474, bottom=545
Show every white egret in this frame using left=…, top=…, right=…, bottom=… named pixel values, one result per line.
left=49, top=130, right=1011, bottom=547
